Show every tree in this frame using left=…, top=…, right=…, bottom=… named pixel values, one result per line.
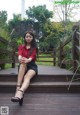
left=0, top=10, right=8, bottom=30
left=0, top=11, right=7, bottom=24
left=26, top=5, right=53, bottom=45
left=26, top=5, right=53, bottom=26
left=7, top=14, right=22, bottom=49
left=8, top=14, right=23, bottom=38
left=8, top=14, right=22, bottom=30
left=0, top=10, right=10, bottom=39
left=39, top=20, right=74, bottom=51
left=26, top=5, right=71, bottom=50
left=52, top=0, right=80, bottom=23
left=48, top=0, right=77, bottom=43
left=43, top=21, right=64, bottom=48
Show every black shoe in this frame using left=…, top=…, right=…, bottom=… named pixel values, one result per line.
left=11, top=90, right=24, bottom=106
left=19, top=97, right=23, bottom=106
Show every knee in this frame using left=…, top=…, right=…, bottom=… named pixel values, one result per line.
left=20, top=63, right=26, bottom=68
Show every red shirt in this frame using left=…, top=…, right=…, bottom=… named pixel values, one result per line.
left=18, top=44, right=36, bottom=61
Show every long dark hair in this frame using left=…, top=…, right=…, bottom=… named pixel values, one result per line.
left=24, top=31, right=38, bottom=58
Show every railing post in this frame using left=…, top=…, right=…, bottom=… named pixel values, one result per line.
left=58, top=41, right=66, bottom=68
left=72, top=25, right=79, bottom=73
left=11, top=40, right=17, bottom=68
left=12, top=50, right=15, bottom=68
left=53, top=48, right=56, bottom=66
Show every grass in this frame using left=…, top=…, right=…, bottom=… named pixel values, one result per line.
left=36, top=53, right=53, bottom=66
left=36, top=62, right=53, bottom=66
left=5, top=64, right=12, bottom=69
left=5, top=63, right=19, bottom=69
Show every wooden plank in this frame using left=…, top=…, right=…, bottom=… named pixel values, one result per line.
left=38, top=56, right=52, bottom=58
left=0, top=59, right=13, bottom=64
left=0, top=81, right=80, bottom=86
left=36, top=60, right=53, bottom=62
left=0, top=93, right=80, bottom=115
left=0, top=74, right=75, bottom=82
left=0, top=81, right=80, bottom=93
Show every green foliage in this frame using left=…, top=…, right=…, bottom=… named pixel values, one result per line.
left=26, top=5, right=53, bottom=23
left=8, top=14, right=22, bottom=32
left=39, top=42, right=49, bottom=51
left=0, top=10, right=10, bottom=40
left=17, top=37, right=23, bottom=45
left=38, top=20, right=74, bottom=53
left=26, top=5, right=53, bottom=28
left=40, top=22, right=65, bottom=49
left=0, top=10, right=12, bottom=68
left=0, top=42, right=8, bottom=67
left=64, top=42, right=72, bottom=60
left=0, top=11, right=7, bottom=28
left=0, top=28, right=10, bottom=40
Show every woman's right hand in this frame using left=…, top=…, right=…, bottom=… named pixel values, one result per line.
left=18, top=55, right=23, bottom=63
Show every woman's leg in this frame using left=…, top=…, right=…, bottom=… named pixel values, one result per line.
left=16, top=63, right=27, bottom=91
left=15, top=70, right=36, bottom=98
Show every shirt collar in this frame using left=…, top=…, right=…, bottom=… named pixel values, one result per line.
left=24, top=45, right=31, bottom=50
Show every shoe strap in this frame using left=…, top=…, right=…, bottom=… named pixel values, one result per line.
left=18, top=89, right=24, bottom=93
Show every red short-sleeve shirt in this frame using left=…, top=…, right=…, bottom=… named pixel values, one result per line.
left=18, top=44, right=36, bottom=61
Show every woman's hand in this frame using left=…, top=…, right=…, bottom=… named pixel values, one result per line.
left=18, top=55, right=23, bottom=63
left=18, top=55, right=32, bottom=63
left=21, top=57, right=29, bottom=63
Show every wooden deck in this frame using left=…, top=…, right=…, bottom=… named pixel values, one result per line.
left=0, top=93, right=80, bottom=115
left=0, top=65, right=80, bottom=115
left=0, top=65, right=73, bottom=75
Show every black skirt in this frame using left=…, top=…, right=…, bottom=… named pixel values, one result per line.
left=26, top=61, right=38, bottom=74
left=18, top=61, right=38, bottom=75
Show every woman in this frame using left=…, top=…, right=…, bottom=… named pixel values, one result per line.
left=11, top=31, right=38, bottom=106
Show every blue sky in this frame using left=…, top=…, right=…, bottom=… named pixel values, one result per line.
left=0, top=0, right=80, bottom=21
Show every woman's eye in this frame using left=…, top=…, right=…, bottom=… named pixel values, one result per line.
left=25, top=36, right=32, bottom=38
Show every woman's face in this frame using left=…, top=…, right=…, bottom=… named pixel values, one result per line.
left=25, top=33, right=33, bottom=44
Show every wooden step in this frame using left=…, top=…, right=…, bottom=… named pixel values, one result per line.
left=0, top=93, right=80, bottom=115
left=0, top=81, right=80, bottom=93
left=0, top=74, right=80, bottom=82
